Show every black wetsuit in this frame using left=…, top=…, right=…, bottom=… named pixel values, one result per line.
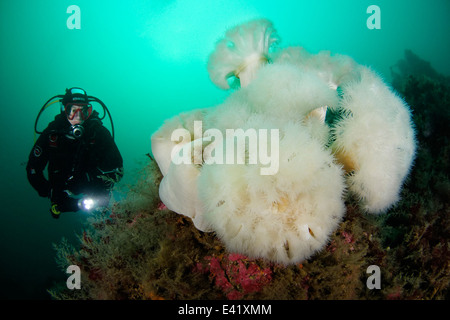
left=27, top=112, right=123, bottom=212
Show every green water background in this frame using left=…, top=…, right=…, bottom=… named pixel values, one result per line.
left=0, top=0, right=448, bottom=299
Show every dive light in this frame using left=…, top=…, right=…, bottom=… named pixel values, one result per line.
left=78, top=197, right=97, bottom=212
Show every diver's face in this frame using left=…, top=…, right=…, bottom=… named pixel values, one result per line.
left=66, top=104, right=92, bottom=125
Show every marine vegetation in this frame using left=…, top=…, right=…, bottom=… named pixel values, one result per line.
left=49, top=23, right=449, bottom=299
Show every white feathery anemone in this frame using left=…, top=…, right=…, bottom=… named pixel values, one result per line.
left=151, top=109, right=214, bottom=232
left=159, top=138, right=213, bottom=232
left=150, top=19, right=416, bottom=264
left=198, top=120, right=346, bottom=264
left=272, top=47, right=359, bottom=90
left=243, top=63, right=339, bottom=120
left=331, top=67, right=416, bottom=213
left=208, top=19, right=279, bottom=89
left=151, top=109, right=207, bottom=176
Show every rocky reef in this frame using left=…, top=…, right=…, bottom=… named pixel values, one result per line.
left=49, top=50, right=449, bottom=300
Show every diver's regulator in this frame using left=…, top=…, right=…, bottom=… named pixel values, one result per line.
left=69, top=124, right=85, bottom=139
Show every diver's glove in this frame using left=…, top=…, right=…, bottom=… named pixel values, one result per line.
left=50, top=203, right=61, bottom=219
left=49, top=189, right=79, bottom=214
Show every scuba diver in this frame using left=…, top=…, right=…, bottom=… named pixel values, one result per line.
left=26, top=87, right=124, bottom=219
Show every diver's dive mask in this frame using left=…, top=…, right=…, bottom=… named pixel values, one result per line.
left=65, top=104, right=93, bottom=121
left=65, top=105, right=91, bottom=139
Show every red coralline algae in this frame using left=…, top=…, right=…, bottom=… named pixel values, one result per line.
left=341, top=231, right=354, bottom=244
left=157, top=202, right=167, bottom=210
left=195, top=253, right=272, bottom=299
left=341, top=231, right=355, bottom=251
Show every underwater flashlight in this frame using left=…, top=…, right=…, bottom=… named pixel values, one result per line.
left=78, top=197, right=96, bottom=212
